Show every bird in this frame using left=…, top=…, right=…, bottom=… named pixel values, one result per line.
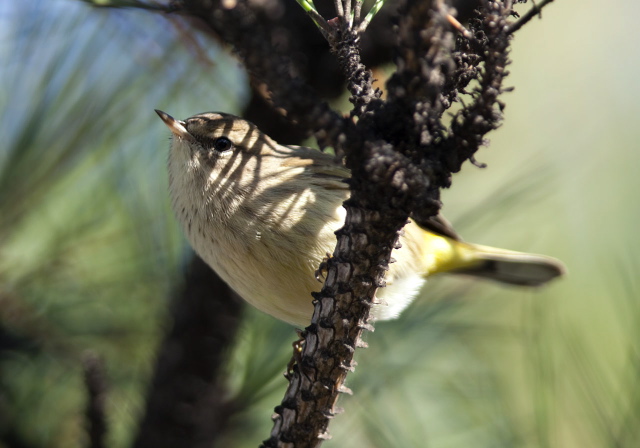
left=156, top=110, right=565, bottom=327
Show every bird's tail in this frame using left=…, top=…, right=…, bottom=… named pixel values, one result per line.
left=450, top=243, right=566, bottom=286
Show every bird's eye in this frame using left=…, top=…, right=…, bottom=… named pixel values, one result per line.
left=213, top=137, right=232, bottom=152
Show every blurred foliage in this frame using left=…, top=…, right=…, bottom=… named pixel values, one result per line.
left=1, top=0, right=640, bottom=447
left=0, top=1, right=247, bottom=446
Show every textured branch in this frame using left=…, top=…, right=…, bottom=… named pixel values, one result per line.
left=239, top=0, right=397, bottom=143
left=263, top=205, right=407, bottom=448
left=375, top=0, right=458, bottom=220
left=266, top=1, right=517, bottom=446
left=507, top=0, right=556, bottom=34
left=329, top=26, right=382, bottom=120
left=263, top=7, right=416, bottom=448
left=438, top=1, right=513, bottom=174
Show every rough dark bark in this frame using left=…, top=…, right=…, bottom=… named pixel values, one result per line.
left=263, top=1, right=519, bottom=445
left=264, top=205, right=407, bottom=448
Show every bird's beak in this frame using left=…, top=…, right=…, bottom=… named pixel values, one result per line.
left=155, top=109, right=194, bottom=142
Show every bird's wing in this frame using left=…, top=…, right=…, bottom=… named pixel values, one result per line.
left=415, top=214, right=462, bottom=241
left=282, top=145, right=350, bottom=190
left=282, top=145, right=461, bottom=240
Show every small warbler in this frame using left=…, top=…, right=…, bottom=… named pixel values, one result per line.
left=156, top=110, right=565, bottom=326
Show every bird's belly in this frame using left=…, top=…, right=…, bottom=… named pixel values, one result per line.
left=187, top=224, right=321, bottom=326
left=183, top=208, right=426, bottom=326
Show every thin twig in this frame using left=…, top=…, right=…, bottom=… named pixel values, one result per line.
left=356, top=0, right=385, bottom=33
left=295, top=0, right=332, bottom=33
left=506, top=0, right=555, bottom=34
left=446, top=13, right=474, bottom=40
left=342, top=0, right=352, bottom=28
left=334, top=0, right=344, bottom=17
left=308, top=8, right=333, bottom=35
left=353, top=0, right=363, bottom=25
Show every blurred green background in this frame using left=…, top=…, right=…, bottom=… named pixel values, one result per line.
left=1, top=0, right=639, bottom=447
